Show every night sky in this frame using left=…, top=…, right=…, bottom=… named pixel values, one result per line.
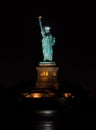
left=0, top=7, right=96, bottom=90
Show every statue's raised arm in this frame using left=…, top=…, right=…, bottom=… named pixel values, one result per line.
left=38, top=16, right=45, bottom=37
left=38, top=16, right=44, bottom=32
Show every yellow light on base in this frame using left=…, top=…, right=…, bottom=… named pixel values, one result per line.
left=63, top=93, right=72, bottom=98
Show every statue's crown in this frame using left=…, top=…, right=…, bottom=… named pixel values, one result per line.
left=44, top=26, right=51, bottom=31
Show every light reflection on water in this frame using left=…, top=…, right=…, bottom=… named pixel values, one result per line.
left=33, top=121, right=56, bottom=130
left=35, top=110, right=57, bottom=115
left=32, top=110, right=58, bottom=130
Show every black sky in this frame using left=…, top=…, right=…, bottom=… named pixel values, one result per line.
left=0, top=6, right=96, bottom=89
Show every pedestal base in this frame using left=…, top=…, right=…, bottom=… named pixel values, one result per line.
left=36, top=62, right=60, bottom=90
left=36, top=82, right=59, bottom=89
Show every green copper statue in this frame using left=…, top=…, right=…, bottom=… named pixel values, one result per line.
left=39, top=16, right=55, bottom=62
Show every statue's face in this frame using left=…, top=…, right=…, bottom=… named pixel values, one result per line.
left=44, top=26, right=50, bottom=33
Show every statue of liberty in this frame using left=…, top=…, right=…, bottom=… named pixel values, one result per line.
left=38, top=16, right=55, bottom=62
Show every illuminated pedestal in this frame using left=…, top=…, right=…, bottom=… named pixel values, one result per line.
left=36, top=62, right=59, bottom=89
left=22, top=62, right=60, bottom=98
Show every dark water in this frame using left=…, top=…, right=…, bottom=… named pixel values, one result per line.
left=0, top=97, right=96, bottom=130
left=1, top=109, right=96, bottom=130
